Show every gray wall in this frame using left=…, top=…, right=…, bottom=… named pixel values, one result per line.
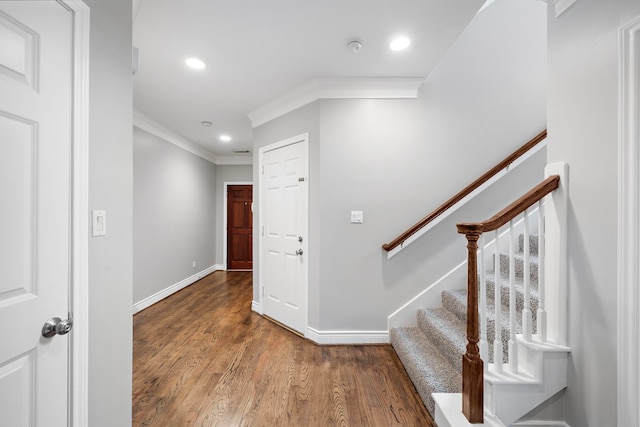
left=86, top=0, right=133, bottom=425
left=133, top=127, right=217, bottom=304
left=215, top=165, right=253, bottom=266
left=547, top=0, right=640, bottom=424
left=252, top=0, right=547, bottom=332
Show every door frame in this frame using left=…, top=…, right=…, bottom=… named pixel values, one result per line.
left=222, top=181, right=253, bottom=270
left=618, top=14, right=640, bottom=427
left=62, top=1, right=90, bottom=425
left=258, top=133, right=309, bottom=335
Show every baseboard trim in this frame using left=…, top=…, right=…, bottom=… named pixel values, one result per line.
left=132, top=264, right=222, bottom=314
left=306, top=327, right=389, bottom=345
left=512, top=422, right=570, bottom=427
left=251, top=300, right=263, bottom=314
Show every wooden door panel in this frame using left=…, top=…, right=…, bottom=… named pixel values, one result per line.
left=227, top=185, right=253, bottom=269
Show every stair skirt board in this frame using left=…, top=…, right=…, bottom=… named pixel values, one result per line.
left=390, top=232, right=568, bottom=425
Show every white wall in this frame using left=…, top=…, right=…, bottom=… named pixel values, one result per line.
left=253, top=0, right=547, bottom=333
left=215, top=165, right=253, bottom=267
left=85, top=0, right=133, bottom=425
left=547, top=0, right=640, bottom=425
left=133, top=127, right=218, bottom=305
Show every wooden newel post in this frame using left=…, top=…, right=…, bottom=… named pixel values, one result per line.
left=457, top=225, right=484, bottom=423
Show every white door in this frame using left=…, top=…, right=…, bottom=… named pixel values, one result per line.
left=0, top=2, right=73, bottom=426
left=260, top=134, right=309, bottom=335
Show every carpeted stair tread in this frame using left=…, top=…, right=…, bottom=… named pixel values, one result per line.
left=390, top=326, right=461, bottom=415
left=441, top=288, right=536, bottom=363
left=496, top=253, right=539, bottom=282
left=486, top=272, right=539, bottom=318
left=416, top=307, right=466, bottom=371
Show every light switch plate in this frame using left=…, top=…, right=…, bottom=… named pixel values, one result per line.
left=350, top=210, right=363, bottom=224
left=92, top=210, right=106, bottom=236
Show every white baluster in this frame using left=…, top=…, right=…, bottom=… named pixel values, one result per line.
left=509, top=220, right=518, bottom=373
left=537, top=200, right=547, bottom=342
left=494, top=229, right=503, bottom=371
left=523, top=208, right=533, bottom=341
left=479, top=234, right=488, bottom=369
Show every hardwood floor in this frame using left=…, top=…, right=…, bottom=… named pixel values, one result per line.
left=133, top=271, right=435, bottom=426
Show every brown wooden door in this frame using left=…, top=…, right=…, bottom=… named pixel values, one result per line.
left=227, top=185, right=253, bottom=269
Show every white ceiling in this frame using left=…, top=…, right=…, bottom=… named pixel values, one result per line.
left=132, top=0, right=485, bottom=162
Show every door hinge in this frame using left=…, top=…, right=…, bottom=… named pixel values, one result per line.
left=261, top=165, right=264, bottom=174
left=261, top=226, right=264, bottom=236
left=261, top=287, right=264, bottom=297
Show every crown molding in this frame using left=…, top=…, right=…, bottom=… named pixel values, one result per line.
left=215, top=156, right=252, bottom=165
left=133, top=109, right=219, bottom=164
left=247, top=76, right=425, bottom=128
left=543, top=0, right=577, bottom=18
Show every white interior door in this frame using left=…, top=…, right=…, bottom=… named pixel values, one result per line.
left=0, top=2, right=73, bottom=426
left=260, top=134, right=308, bottom=335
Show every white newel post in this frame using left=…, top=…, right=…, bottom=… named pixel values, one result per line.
left=542, top=162, right=569, bottom=345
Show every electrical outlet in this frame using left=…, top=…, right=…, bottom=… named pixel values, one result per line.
left=192, top=261, right=196, bottom=269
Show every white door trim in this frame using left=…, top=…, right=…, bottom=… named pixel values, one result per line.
left=62, top=1, right=90, bottom=426
left=222, top=181, right=253, bottom=270
left=618, top=14, right=640, bottom=427
left=258, top=133, right=309, bottom=335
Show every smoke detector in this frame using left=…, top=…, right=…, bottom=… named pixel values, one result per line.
left=346, top=39, right=363, bottom=54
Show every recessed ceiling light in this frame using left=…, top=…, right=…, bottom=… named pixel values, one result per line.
left=390, top=36, right=411, bottom=52
left=186, top=57, right=206, bottom=70
left=200, top=120, right=213, bottom=127
left=220, top=135, right=231, bottom=142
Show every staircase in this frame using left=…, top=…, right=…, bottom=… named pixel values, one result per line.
left=391, top=226, right=569, bottom=426
left=391, top=233, right=538, bottom=412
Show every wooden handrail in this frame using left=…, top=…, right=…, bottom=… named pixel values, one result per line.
left=382, top=130, right=547, bottom=252
left=456, top=175, right=560, bottom=235
left=455, top=174, right=560, bottom=424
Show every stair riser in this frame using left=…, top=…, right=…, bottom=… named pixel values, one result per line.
left=486, top=344, right=570, bottom=426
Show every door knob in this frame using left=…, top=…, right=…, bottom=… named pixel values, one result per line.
left=296, top=249, right=303, bottom=256
left=42, top=314, right=73, bottom=338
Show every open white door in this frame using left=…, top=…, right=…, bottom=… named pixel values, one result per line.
left=260, top=134, right=309, bottom=335
left=0, top=2, right=74, bottom=425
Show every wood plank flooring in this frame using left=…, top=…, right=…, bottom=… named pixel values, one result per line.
left=133, top=271, right=435, bottom=426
